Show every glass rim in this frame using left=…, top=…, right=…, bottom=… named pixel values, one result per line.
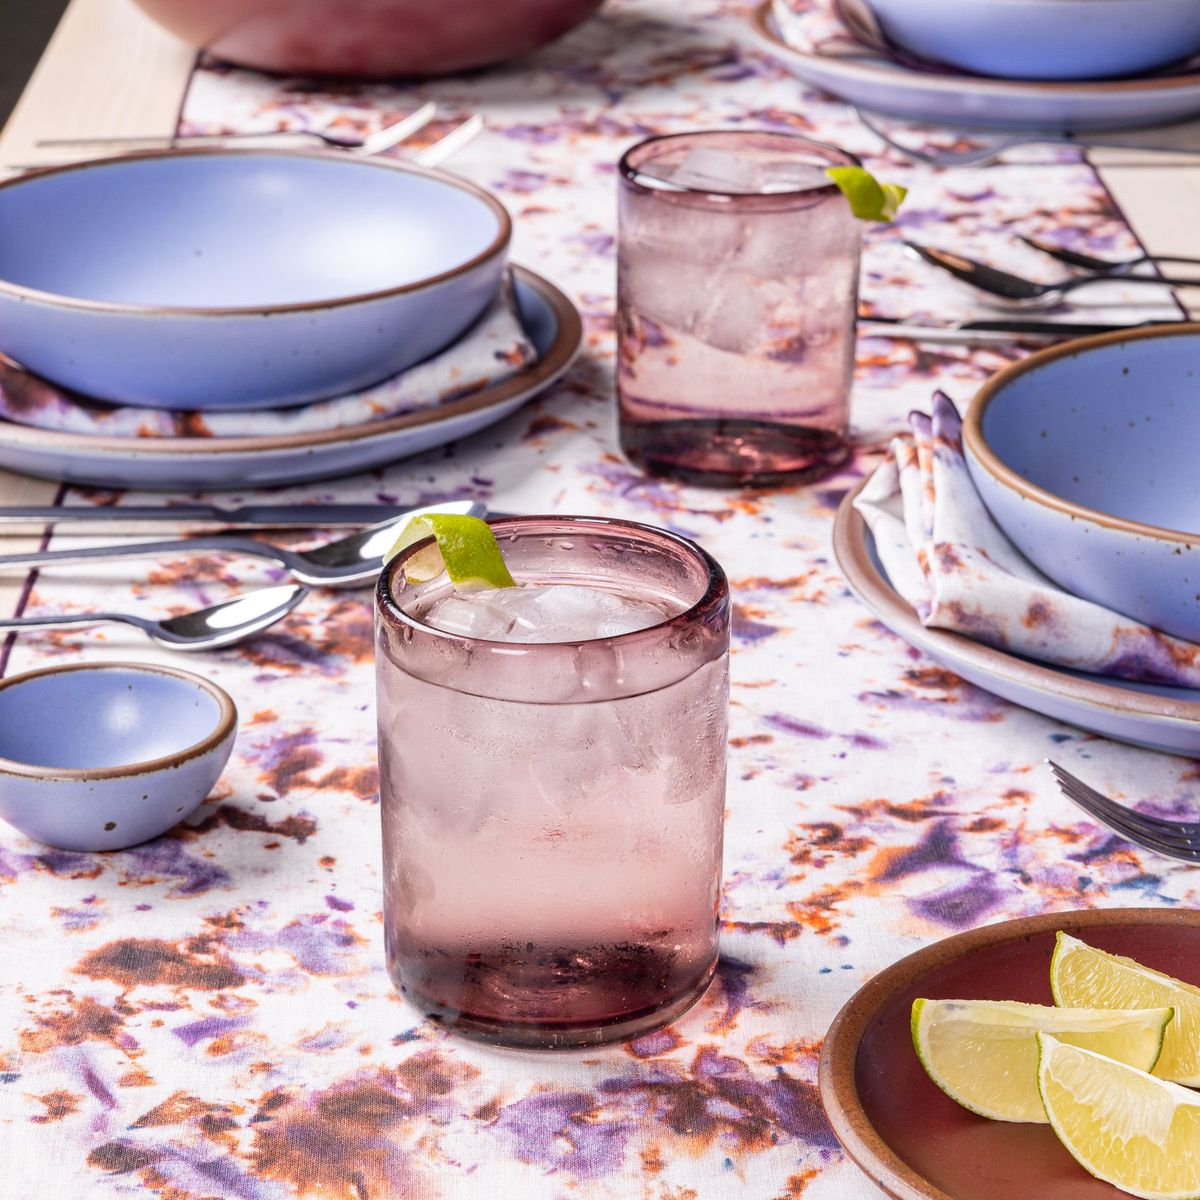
left=376, top=513, right=729, bottom=651
left=618, top=128, right=863, bottom=200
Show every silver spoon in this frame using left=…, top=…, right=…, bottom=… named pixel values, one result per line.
left=0, top=583, right=307, bottom=650
left=1019, top=234, right=1200, bottom=275
left=904, top=242, right=1200, bottom=308
left=0, top=501, right=487, bottom=588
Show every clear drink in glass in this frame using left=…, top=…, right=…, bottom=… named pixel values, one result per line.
left=617, top=129, right=861, bottom=487
left=375, top=516, right=730, bottom=1048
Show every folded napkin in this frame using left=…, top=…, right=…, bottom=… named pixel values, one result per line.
left=854, top=392, right=1200, bottom=687
left=0, top=273, right=536, bottom=439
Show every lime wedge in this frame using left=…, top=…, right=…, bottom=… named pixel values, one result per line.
left=912, top=998, right=1173, bottom=1123
left=825, top=165, right=907, bottom=221
left=1038, top=1034, right=1200, bottom=1199
left=386, top=513, right=515, bottom=590
left=1051, top=933, right=1200, bottom=1085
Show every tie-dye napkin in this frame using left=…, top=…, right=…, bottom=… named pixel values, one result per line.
left=0, top=273, right=535, bottom=439
left=854, top=391, right=1200, bottom=686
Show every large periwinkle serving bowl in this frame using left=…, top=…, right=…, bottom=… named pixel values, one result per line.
left=0, top=150, right=510, bottom=410
left=132, top=0, right=604, bottom=77
left=865, top=0, right=1200, bottom=81
left=0, top=662, right=237, bottom=851
left=964, top=324, right=1200, bottom=643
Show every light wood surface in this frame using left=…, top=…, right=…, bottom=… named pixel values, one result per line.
left=1, top=0, right=1198, bottom=624
left=0, top=0, right=194, bottom=617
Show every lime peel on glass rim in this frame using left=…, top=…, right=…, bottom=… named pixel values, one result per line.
left=386, top=513, right=515, bottom=591
left=911, top=997, right=1174, bottom=1124
left=825, top=165, right=908, bottom=222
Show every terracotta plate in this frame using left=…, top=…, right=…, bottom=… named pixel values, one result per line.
left=819, top=907, right=1200, bottom=1200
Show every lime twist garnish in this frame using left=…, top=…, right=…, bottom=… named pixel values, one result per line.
left=386, top=513, right=515, bottom=590
left=825, top=165, right=908, bottom=222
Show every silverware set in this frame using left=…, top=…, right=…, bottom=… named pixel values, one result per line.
left=1, top=499, right=485, bottom=649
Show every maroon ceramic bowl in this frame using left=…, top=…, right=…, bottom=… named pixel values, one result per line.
left=819, top=907, right=1200, bottom=1200
left=133, top=0, right=605, bottom=77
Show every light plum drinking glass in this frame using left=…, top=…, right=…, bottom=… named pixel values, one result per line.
left=375, top=516, right=730, bottom=1048
left=617, top=130, right=862, bottom=487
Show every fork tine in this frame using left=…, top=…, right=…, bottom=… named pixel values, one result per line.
left=1048, top=761, right=1200, bottom=839
left=360, top=102, right=438, bottom=156
left=1051, top=780, right=1200, bottom=862
left=1047, top=762, right=1200, bottom=862
left=408, top=115, right=484, bottom=168
left=1061, top=783, right=1200, bottom=852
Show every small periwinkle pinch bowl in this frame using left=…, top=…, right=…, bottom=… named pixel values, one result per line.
left=864, top=0, right=1200, bottom=81
left=0, top=662, right=238, bottom=851
left=0, top=149, right=511, bottom=410
left=964, top=323, right=1200, bottom=643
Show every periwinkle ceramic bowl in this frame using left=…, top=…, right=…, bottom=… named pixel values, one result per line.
left=865, top=0, right=1200, bottom=81
left=963, top=324, right=1200, bottom=643
left=0, top=662, right=237, bottom=851
left=132, top=0, right=604, bottom=78
left=0, top=150, right=511, bottom=410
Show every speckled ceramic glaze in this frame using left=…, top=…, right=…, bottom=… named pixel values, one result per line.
left=754, top=3, right=1200, bottom=129
left=834, top=485, right=1200, bottom=756
left=0, top=150, right=510, bottom=410
left=964, top=325, right=1200, bottom=644
left=820, top=907, right=1200, bottom=1200
left=0, top=663, right=238, bottom=852
left=865, top=0, right=1200, bottom=81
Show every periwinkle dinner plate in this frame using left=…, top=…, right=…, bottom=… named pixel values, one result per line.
left=0, top=267, right=580, bottom=491
left=819, top=907, right=1200, bottom=1200
left=833, top=479, right=1200, bottom=756
left=749, top=2, right=1200, bottom=130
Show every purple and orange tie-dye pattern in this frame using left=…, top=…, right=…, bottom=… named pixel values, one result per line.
left=1, top=1, right=1195, bottom=1196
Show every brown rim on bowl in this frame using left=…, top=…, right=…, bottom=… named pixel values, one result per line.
left=0, top=660, right=238, bottom=781
left=963, top=321, right=1200, bottom=546
left=817, top=906, right=1200, bottom=1200
left=0, top=266, right=579, bottom=456
left=0, top=147, right=512, bottom=317
left=832, top=479, right=1200, bottom=727
left=750, top=2, right=1200, bottom=94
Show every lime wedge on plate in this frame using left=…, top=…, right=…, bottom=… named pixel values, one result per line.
left=912, top=998, right=1172, bottom=1122
left=386, top=513, right=515, bottom=590
left=1051, top=933, right=1200, bottom=1085
left=825, top=166, right=908, bottom=222
left=1038, top=1034, right=1200, bottom=1199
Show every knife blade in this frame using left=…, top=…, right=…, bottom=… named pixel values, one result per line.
left=857, top=316, right=1182, bottom=346
left=0, top=499, right=484, bottom=536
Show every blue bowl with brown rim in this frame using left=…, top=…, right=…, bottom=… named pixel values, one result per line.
left=0, top=149, right=511, bottom=410
left=964, top=323, right=1200, bottom=643
left=0, top=661, right=238, bottom=851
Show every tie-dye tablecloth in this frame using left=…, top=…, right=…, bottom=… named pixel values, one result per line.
left=3, top=2, right=1195, bottom=1196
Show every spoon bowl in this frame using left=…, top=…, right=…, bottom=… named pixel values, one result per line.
left=0, top=583, right=307, bottom=649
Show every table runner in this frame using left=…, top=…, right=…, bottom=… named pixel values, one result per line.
left=2, top=2, right=1195, bottom=1195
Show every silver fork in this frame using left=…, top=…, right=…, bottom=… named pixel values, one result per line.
left=1048, top=760, right=1200, bottom=863
left=34, top=102, right=438, bottom=157
left=407, top=114, right=485, bottom=168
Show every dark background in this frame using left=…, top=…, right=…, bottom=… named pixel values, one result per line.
left=2, top=0, right=71, bottom=126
